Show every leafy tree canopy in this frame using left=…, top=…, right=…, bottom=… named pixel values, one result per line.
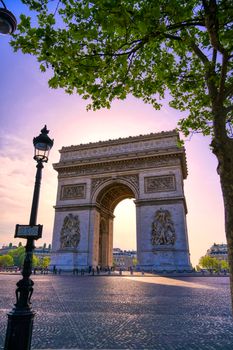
left=8, top=246, right=25, bottom=266
left=199, top=255, right=223, bottom=271
left=8, top=246, right=25, bottom=256
left=12, top=0, right=233, bottom=137
left=221, top=259, right=229, bottom=270
left=41, top=256, right=51, bottom=268
left=32, top=254, right=40, bottom=267
left=0, top=255, right=14, bottom=267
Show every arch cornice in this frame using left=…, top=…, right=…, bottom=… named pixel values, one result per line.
left=54, top=131, right=187, bottom=179
left=54, top=151, right=187, bottom=179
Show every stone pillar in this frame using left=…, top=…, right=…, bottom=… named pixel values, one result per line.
left=88, top=208, right=100, bottom=267
left=108, top=216, right=114, bottom=267
left=135, top=199, right=191, bottom=271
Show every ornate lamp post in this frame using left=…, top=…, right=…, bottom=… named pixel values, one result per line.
left=4, top=126, right=54, bottom=350
left=0, top=1, right=17, bottom=34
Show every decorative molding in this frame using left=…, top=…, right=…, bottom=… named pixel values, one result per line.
left=91, top=177, right=111, bottom=195
left=134, top=197, right=188, bottom=214
left=123, top=174, right=139, bottom=192
left=60, top=214, right=81, bottom=249
left=151, top=209, right=176, bottom=246
left=144, top=175, right=176, bottom=193
left=54, top=203, right=101, bottom=211
left=56, top=156, right=181, bottom=179
left=60, top=139, right=177, bottom=162
left=91, top=174, right=139, bottom=196
left=60, top=130, right=178, bottom=154
left=60, top=184, right=86, bottom=200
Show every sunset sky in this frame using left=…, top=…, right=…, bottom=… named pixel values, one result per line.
left=0, top=2, right=226, bottom=267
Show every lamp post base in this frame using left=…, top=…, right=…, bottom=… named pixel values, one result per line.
left=4, top=308, right=35, bottom=350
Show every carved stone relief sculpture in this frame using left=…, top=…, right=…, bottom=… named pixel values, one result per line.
left=145, top=175, right=176, bottom=193
left=60, top=184, right=86, bottom=200
left=91, top=177, right=111, bottom=195
left=60, top=214, right=81, bottom=249
left=91, top=174, right=139, bottom=196
left=151, top=209, right=176, bottom=246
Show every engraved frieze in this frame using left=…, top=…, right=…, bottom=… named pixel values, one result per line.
left=59, top=134, right=177, bottom=162
left=60, top=184, right=86, bottom=200
left=145, top=175, right=176, bottom=193
left=151, top=209, right=176, bottom=246
left=57, top=157, right=180, bottom=178
left=60, top=214, right=81, bottom=249
left=91, top=177, right=111, bottom=195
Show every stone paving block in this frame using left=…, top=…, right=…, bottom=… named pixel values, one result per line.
left=0, top=275, right=233, bottom=349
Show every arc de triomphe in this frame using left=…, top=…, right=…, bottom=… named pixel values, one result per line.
left=51, top=130, right=192, bottom=271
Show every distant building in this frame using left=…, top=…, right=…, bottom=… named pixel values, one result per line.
left=0, top=245, right=17, bottom=256
left=113, top=248, right=137, bottom=269
left=0, top=244, right=51, bottom=259
left=206, top=243, right=228, bottom=261
left=34, top=245, right=51, bottom=260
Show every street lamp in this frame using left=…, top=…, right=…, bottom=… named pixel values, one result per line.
left=0, top=1, right=17, bottom=34
left=4, top=126, right=54, bottom=350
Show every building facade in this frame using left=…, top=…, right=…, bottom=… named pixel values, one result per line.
left=51, top=130, right=192, bottom=271
left=206, top=243, right=228, bottom=261
left=113, top=248, right=137, bottom=269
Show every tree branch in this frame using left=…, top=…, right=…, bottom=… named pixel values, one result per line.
left=202, top=0, right=225, bottom=54
left=189, top=41, right=209, bottom=64
left=167, top=19, right=205, bottom=31
left=224, top=82, right=233, bottom=99
left=218, top=52, right=229, bottom=102
left=164, top=33, right=182, bottom=41
left=212, top=48, right=217, bottom=65
left=224, top=105, right=233, bottom=114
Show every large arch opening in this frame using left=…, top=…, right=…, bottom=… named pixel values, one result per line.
left=96, top=182, right=135, bottom=213
left=95, top=182, right=137, bottom=268
left=113, top=199, right=136, bottom=251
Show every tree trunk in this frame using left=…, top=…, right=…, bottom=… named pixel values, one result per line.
left=212, top=131, right=233, bottom=309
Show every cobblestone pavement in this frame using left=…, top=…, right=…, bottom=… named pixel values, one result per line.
left=0, top=274, right=233, bottom=350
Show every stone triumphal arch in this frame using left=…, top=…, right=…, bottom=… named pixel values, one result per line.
left=51, top=130, right=192, bottom=271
